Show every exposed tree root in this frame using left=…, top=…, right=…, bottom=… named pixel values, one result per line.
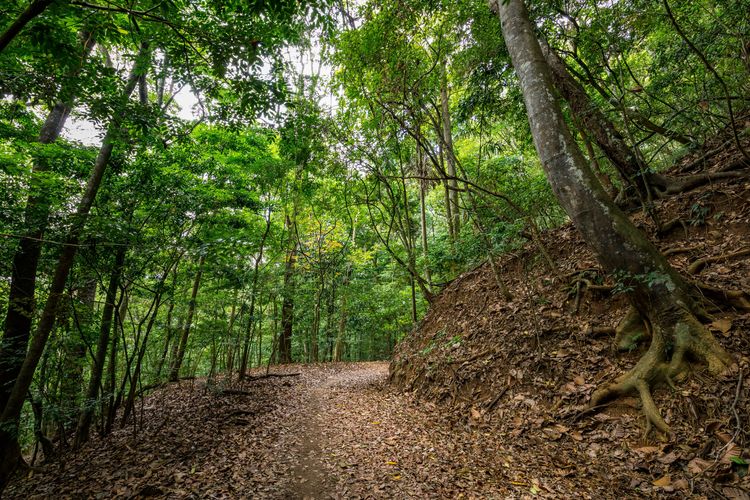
left=614, top=306, right=649, bottom=351
left=657, top=217, right=690, bottom=238
left=661, top=245, right=700, bottom=257
left=591, top=310, right=733, bottom=434
left=693, top=281, right=750, bottom=311
left=687, top=247, right=750, bottom=275
left=648, top=170, right=749, bottom=198
left=565, top=270, right=611, bottom=313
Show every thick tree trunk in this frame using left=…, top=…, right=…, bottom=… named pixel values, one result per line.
left=75, top=247, right=126, bottom=447
left=538, top=38, right=648, bottom=198
left=492, top=0, right=732, bottom=432
left=0, top=0, right=55, bottom=53
left=0, top=44, right=149, bottom=491
left=0, top=33, right=95, bottom=412
left=169, top=254, right=205, bottom=382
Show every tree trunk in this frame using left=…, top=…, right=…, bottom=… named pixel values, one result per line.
left=279, top=215, right=297, bottom=364
left=121, top=284, right=166, bottom=426
left=440, top=61, right=460, bottom=237
left=0, top=0, right=56, bottom=53
left=492, top=0, right=732, bottom=433
left=0, top=33, right=95, bottom=412
left=239, top=217, right=271, bottom=378
left=538, top=38, right=648, bottom=198
left=75, top=247, right=126, bottom=447
left=333, top=264, right=351, bottom=362
left=0, top=44, right=150, bottom=491
left=59, top=274, right=97, bottom=435
left=414, top=129, right=433, bottom=289
left=169, top=254, right=205, bottom=382
left=104, top=285, right=127, bottom=435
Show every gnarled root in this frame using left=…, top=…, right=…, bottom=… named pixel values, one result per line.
left=592, top=311, right=733, bottom=434
left=614, top=306, right=649, bottom=351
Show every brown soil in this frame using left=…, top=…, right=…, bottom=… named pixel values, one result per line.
left=390, top=136, right=750, bottom=497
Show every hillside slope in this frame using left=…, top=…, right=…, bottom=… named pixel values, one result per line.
left=390, top=135, right=750, bottom=497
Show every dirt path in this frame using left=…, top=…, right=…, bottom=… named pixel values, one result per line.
left=6, top=362, right=615, bottom=499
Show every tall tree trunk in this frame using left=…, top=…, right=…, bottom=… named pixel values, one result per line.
left=0, top=32, right=95, bottom=412
left=121, top=281, right=167, bottom=426
left=239, top=217, right=271, bottom=378
left=538, top=38, right=648, bottom=198
left=279, top=215, right=297, bottom=364
left=440, top=61, right=460, bottom=237
left=169, top=254, right=205, bottom=382
left=492, top=0, right=732, bottom=432
left=333, top=263, right=350, bottom=362
left=310, top=283, right=322, bottom=363
left=75, top=247, right=126, bottom=447
left=0, top=44, right=150, bottom=490
left=415, top=134, right=433, bottom=289
left=0, top=0, right=56, bottom=53
left=155, top=295, right=176, bottom=380
left=59, top=273, right=96, bottom=436
left=104, top=286, right=128, bottom=435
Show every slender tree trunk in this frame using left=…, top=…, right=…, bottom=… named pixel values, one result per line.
left=239, top=217, right=271, bottom=377
left=105, top=287, right=128, bottom=435
left=75, top=247, right=126, bottom=447
left=440, top=61, right=460, bottom=237
left=0, top=33, right=95, bottom=412
left=492, top=0, right=732, bottom=432
left=59, top=274, right=96, bottom=435
left=169, top=254, right=205, bottom=382
left=0, top=45, right=149, bottom=490
left=279, top=215, right=297, bottom=364
left=0, top=0, right=56, bottom=53
left=121, top=286, right=166, bottom=426
left=333, top=264, right=350, bottom=362
left=310, top=284, right=322, bottom=363
left=155, top=298, right=176, bottom=380
left=418, top=183, right=432, bottom=284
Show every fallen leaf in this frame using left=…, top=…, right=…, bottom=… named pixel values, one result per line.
left=710, top=318, right=732, bottom=334
left=688, top=457, right=713, bottom=474
left=653, top=475, right=671, bottom=487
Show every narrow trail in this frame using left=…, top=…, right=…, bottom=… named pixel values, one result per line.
left=6, top=362, right=534, bottom=499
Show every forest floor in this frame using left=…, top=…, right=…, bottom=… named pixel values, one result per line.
left=390, top=128, right=750, bottom=498
left=7, top=362, right=538, bottom=499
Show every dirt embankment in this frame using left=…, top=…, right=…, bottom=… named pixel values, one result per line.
left=390, top=138, right=750, bottom=497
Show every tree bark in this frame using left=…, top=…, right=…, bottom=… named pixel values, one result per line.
left=0, top=44, right=150, bottom=491
left=169, top=254, right=205, bottom=382
left=75, top=247, right=126, bottom=447
left=0, top=0, right=56, bottom=53
left=279, top=215, right=297, bottom=364
left=0, top=32, right=95, bottom=412
left=440, top=61, right=460, bottom=237
left=538, top=38, right=648, bottom=198
left=492, top=0, right=731, bottom=432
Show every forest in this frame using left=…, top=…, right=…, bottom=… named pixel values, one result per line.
left=1, top=0, right=749, bottom=497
